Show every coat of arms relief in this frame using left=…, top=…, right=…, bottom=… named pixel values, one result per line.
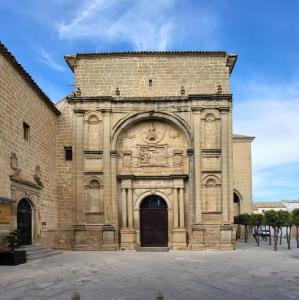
left=119, top=120, right=188, bottom=174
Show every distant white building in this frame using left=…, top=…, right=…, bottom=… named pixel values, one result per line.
left=253, top=199, right=299, bottom=214
left=281, top=200, right=299, bottom=212
left=253, top=202, right=287, bottom=214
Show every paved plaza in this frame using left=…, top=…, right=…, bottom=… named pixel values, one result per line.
left=0, top=242, right=299, bottom=300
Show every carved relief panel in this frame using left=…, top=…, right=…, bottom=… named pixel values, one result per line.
left=201, top=111, right=220, bottom=149
left=117, top=120, right=188, bottom=175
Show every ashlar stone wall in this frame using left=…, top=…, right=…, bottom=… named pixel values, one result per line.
left=0, top=50, right=58, bottom=248
left=70, top=53, right=231, bottom=97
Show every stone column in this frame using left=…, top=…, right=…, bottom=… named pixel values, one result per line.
left=102, top=110, right=112, bottom=224
left=173, top=188, right=179, bottom=228
left=172, top=178, right=187, bottom=249
left=73, top=110, right=85, bottom=224
left=120, top=179, right=135, bottom=250
left=220, top=108, right=230, bottom=224
left=179, top=188, right=185, bottom=228
left=127, top=188, right=133, bottom=228
left=110, top=151, right=118, bottom=227
left=192, top=109, right=202, bottom=224
left=121, top=188, right=127, bottom=228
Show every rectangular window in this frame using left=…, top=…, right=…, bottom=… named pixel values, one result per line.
left=64, top=146, right=73, bottom=161
left=23, top=122, right=30, bottom=141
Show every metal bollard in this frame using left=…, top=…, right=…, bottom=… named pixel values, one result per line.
left=71, top=292, right=80, bottom=300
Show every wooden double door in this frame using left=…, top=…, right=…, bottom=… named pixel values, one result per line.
left=17, top=199, right=32, bottom=245
left=140, top=195, right=168, bottom=247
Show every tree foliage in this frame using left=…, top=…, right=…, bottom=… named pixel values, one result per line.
left=264, top=210, right=292, bottom=251
left=239, top=213, right=251, bottom=243
left=292, top=208, right=299, bottom=248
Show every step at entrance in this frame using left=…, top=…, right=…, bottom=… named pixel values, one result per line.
left=137, top=247, right=169, bottom=252
left=19, top=244, right=62, bottom=261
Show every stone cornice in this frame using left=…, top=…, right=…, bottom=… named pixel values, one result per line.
left=67, top=94, right=232, bottom=104
left=233, top=134, right=255, bottom=142
left=117, top=174, right=188, bottom=180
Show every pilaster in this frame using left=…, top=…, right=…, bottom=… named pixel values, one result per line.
left=192, top=109, right=202, bottom=224
left=102, top=110, right=112, bottom=224
left=73, top=110, right=84, bottom=224
left=220, top=108, right=230, bottom=224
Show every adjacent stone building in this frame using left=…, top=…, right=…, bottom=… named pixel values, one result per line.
left=0, top=43, right=254, bottom=251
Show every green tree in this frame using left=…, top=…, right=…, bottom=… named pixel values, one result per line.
left=239, top=213, right=251, bottom=243
left=264, top=210, right=290, bottom=251
left=251, top=214, right=263, bottom=246
left=292, top=208, right=299, bottom=248
left=283, top=211, right=293, bottom=250
left=234, top=215, right=241, bottom=240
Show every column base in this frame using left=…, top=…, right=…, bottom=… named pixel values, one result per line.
left=191, top=225, right=205, bottom=250
left=102, top=225, right=118, bottom=250
left=172, top=228, right=187, bottom=249
left=120, top=228, right=136, bottom=250
left=220, top=225, right=236, bottom=250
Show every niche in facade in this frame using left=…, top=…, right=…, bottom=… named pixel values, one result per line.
left=85, top=177, right=103, bottom=213
left=84, top=114, right=102, bottom=151
left=202, top=111, right=220, bottom=149
left=202, top=175, right=221, bottom=213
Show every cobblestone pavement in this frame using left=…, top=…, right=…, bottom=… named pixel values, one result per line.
left=0, top=241, right=299, bottom=300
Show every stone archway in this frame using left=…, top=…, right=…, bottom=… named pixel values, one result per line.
left=17, top=199, right=32, bottom=245
left=233, top=191, right=241, bottom=217
left=140, top=195, right=168, bottom=247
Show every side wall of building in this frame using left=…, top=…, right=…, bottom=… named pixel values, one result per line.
left=0, top=51, right=58, bottom=249
left=233, top=137, right=254, bottom=214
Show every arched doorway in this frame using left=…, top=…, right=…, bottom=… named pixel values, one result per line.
left=17, top=199, right=32, bottom=245
left=140, top=195, right=168, bottom=247
left=234, top=192, right=241, bottom=217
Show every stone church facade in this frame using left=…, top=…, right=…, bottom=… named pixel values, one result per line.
left=0, top=42, right=254, bottom=251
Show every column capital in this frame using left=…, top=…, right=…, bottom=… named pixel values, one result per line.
left=101, top=109, right=112, bottom=115
left=191, top=107, right=203, bottom=112
left=73, top=109, right=86, bottom=115
left=187, top=148, right=194, bottom=156
left=219, top=107, right=230, bottom=114
left=110, top=150, right=117, bottom=157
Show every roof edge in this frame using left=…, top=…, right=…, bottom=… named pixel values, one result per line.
left=0, top=42, right=61, bottom=116
left=233, top=134, right=255, bottom=142
left=64, top=51, right=235, bottom=72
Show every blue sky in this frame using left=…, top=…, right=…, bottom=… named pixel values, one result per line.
left=1, top=0, right=299, bottom=202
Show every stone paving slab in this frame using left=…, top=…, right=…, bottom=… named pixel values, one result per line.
left=0, top=241, right=299, bottom=300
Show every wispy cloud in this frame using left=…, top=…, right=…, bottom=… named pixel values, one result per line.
left=55, top=0, right=217, bottom=51
left=234, top=80, right=299, bottom=201
left=34, top=46, right=65, bottom=71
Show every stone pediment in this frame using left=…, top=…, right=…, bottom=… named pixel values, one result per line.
left=10, top=172, right=43, bottom=191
